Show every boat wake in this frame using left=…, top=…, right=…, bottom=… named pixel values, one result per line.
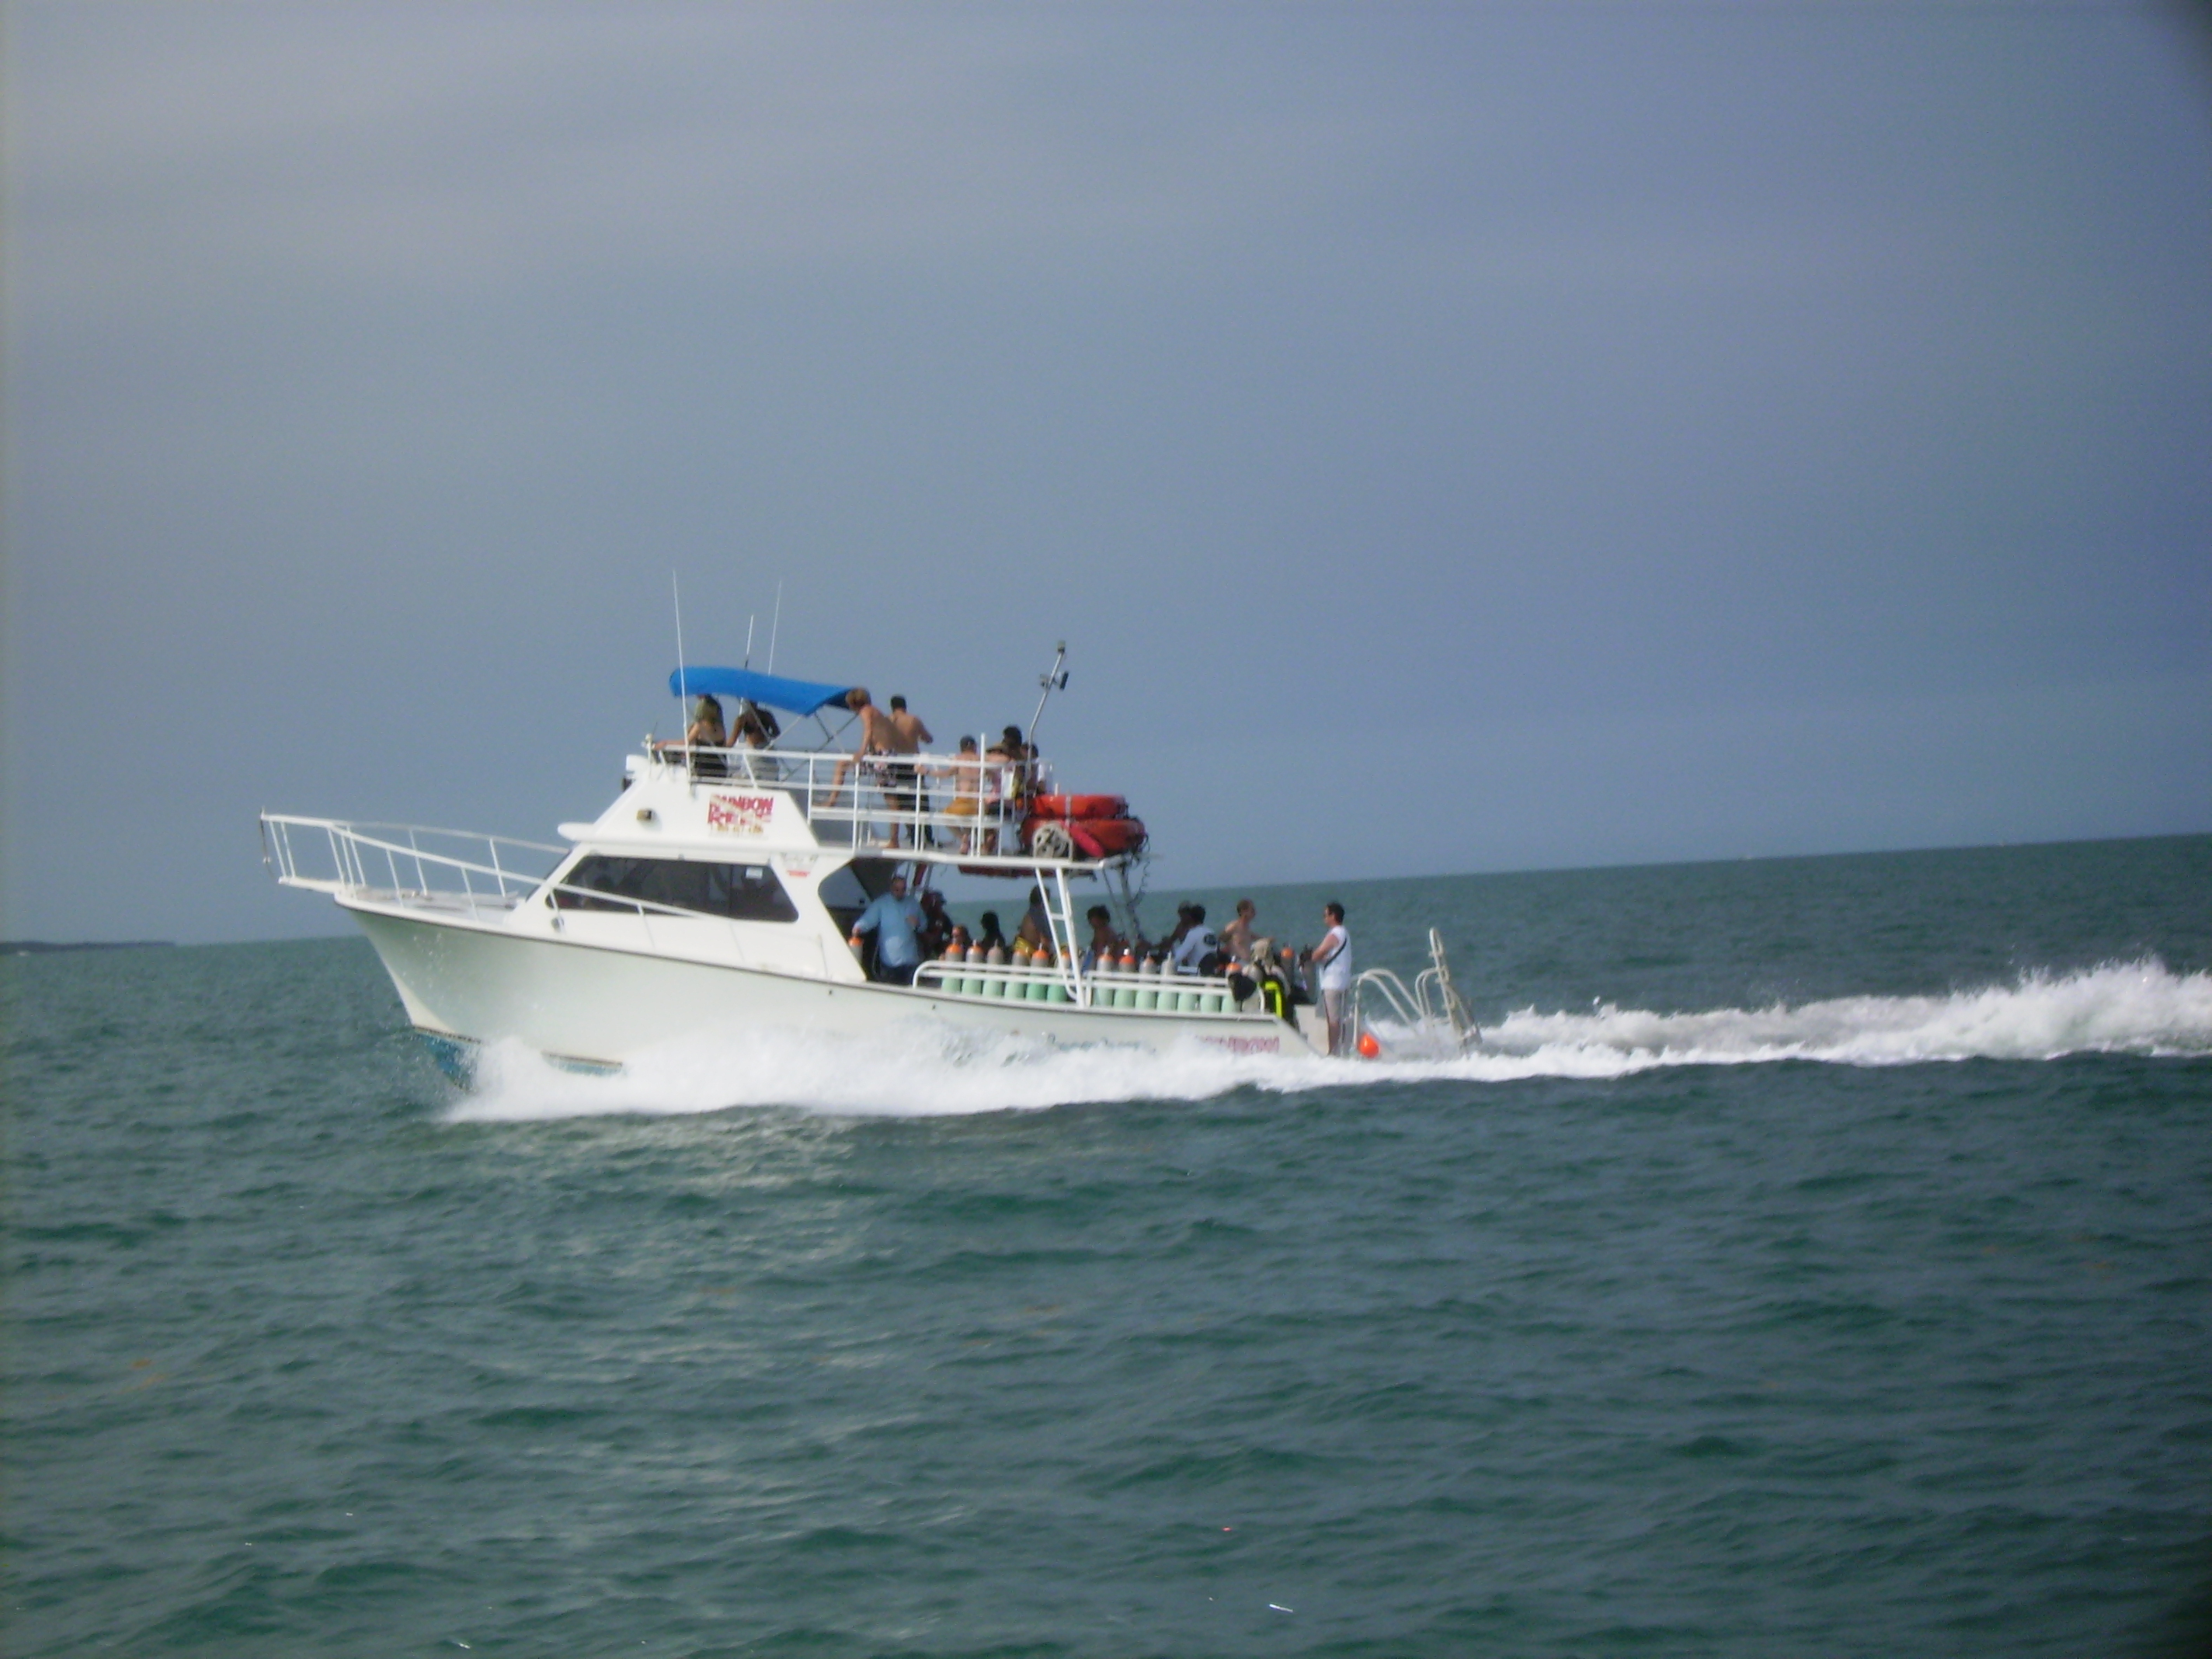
left=443, top=960, right=2212, bottom=1122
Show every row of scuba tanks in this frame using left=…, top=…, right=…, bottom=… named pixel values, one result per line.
left=930, top=942, right=1236, bottom=1013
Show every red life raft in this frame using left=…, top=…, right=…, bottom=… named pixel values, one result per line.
left=1063, top=816, right=1148, bottom=857
left=1024, top=794, right=1127, bottom=821
left=1019, top=794, right=1147, bottom=860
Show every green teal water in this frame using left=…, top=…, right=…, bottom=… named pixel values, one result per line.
left=6, top=836, right=2211, bottom=1655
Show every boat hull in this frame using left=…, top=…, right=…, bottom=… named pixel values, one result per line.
left=343, top=899, right=1309, bottom=1068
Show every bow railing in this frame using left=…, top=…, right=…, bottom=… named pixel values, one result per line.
left=259, top=815, right=564, bottom=918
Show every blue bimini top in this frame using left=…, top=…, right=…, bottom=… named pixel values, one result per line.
left=667, top=667, right=857, bottom=717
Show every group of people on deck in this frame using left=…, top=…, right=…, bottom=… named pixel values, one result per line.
left=680, top=694, right=778, bottom=751
left=848, top=883, right=1358, bottom=1053
left=674, top=687, right=1040, bottom=853
left=1073, top=896, right=1355, bottom=1052
left=823, top=689, right=1036, bottom=852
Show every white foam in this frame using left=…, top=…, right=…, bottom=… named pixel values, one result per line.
left=443, top=960, right=2212, bottom=1122
left=445, top=1020, right=1323, bottom=1123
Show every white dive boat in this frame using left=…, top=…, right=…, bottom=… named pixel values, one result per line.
left=262, top=660, right=1344, bottom=1073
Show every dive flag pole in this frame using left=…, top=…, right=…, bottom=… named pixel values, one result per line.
left=1026, top=641, right=1069, bottom=749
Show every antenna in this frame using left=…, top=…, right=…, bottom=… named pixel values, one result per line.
left=743, top=613, right=756, bottom=670
left=1026, top=640, right=1069, bottom=747
left=767, top=582, right=783, bottom=675
left=673, top=572, right=690, bottom=746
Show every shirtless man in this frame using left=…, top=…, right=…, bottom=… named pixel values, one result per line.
left=825, top=687, right=906, bottom=838
left=1218, top=899, right=1259, bottom=962
left=888, top=695, right=933, bottom=752
left=886, top=696, right=934, bottom=836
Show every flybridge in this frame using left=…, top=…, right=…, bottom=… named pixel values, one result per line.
left=619, top=743, right=1146, bottom=869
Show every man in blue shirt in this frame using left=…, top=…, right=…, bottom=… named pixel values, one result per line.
left=848, top=873, right=923, bottom=986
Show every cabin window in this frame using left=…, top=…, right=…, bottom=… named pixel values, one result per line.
left=551, top=856, right=799, bottom=923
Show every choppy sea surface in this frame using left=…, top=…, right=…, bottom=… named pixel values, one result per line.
left=6, top=836, right=2211, bottom=1657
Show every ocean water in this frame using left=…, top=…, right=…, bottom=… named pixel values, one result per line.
left=6, top=836, right=2210, bottom=1657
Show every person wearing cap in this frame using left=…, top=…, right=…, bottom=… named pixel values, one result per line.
left=1170, top=904, right=1219, bottom=976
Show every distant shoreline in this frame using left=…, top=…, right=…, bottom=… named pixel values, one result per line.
left=4, top=941, right=176, bottom=955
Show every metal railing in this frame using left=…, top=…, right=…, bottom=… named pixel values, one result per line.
left=643, top=743, right=1131, bottom=864
left=259, top=815, right=565, bottom=920
left=911, top=958, right=1245, bottom=1014
left=262, top=812, right=835, bottom=967
left=1354, top=928, right=1481, bottom=1052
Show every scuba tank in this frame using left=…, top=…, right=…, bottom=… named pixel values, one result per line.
left=963, top=943, right=985, bottom=998
left=1136, top=952, right=1160, bottom=1010
left=986, top=942, right=1010, bottom=997
left=1042, top=944, right=1069, bottom=1003
left=1115, top=946, right=1138, bottom=1009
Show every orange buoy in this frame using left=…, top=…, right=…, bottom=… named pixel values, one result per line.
left=1356, top=1031, right=1382, bottom=1059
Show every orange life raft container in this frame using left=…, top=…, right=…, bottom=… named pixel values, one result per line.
left=1018, top=792, right=1148, bottom=860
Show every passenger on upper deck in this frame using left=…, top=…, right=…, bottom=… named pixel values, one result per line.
left=732, top=698, right=779, bottom=749
left=686, top=696, right=728, bottom=747
left=941, top=736, right=984, bottom=852
left=658, top=695, right=730, bottom=777
left=889, top=695, right=933, bottom=751
left=824, top=688, right=912, bottom=843
left=887, top=696, right=934, bottom=825
left=990, top=725, right=1034, bottom=805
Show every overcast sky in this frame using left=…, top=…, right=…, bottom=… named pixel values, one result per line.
left=5, top=2, right=2209, bottom=944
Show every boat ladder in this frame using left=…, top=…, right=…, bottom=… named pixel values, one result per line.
left=1353, top=928, right=1482, bottom=1055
